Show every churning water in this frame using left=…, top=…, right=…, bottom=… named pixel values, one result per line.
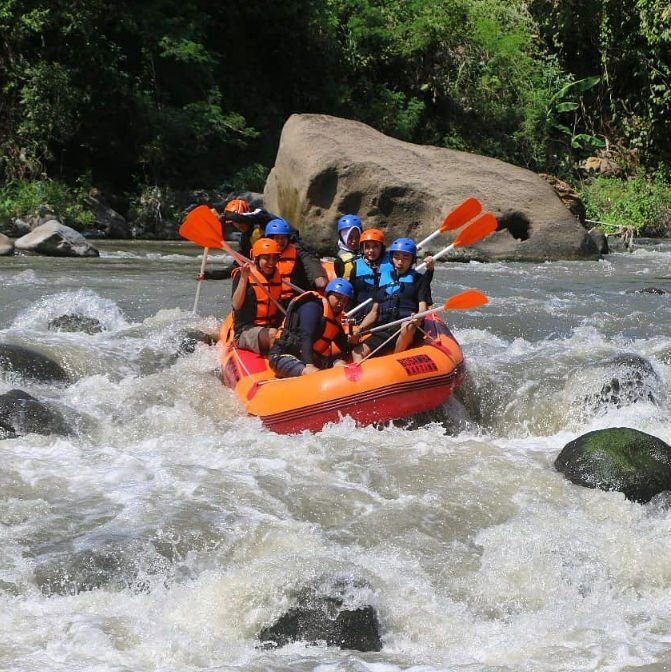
left=3, top=239, right=671, bottom=671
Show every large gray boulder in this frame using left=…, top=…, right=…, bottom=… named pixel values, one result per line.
left=0, top=232, right=13, bottom=256
left=555, top=427, right=671, bottom=503
left=264, top=114, right=599, bottom=261
left=15, top=220, right=99, bottom=257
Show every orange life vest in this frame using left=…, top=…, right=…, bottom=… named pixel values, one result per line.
left=274, top=291, right=343, bottom=359
left=277, top=244, right=298, bottom=301
left=232, top=267, right=283, bottom=327
left=313, top=294, right=343, bottom=357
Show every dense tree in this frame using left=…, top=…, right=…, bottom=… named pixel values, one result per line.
left=0, top=0, right=668, bottom=205
left=529, top=0, right=671, bottom=172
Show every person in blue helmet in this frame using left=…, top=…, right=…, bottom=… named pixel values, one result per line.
left=333, top=214, right=362, bottom=281
left=348, top=228, right=393, bottom=322
left=265, top=217, right=328, bottom=303
left=352, top=237, right=434, bottom=360
left=269, top=278, right=353, bottom=377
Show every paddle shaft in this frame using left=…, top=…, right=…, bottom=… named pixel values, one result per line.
left=416, top=244, right=455, bottom=272
left=360, top=306, right=442, bottom=335
left=345, top=297, right=372, bottom=318
left=192, top=247, right=210, bottom=313
left=416, top=197, right=483, bottom=250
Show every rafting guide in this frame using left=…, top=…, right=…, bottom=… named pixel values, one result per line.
left=230, top=237, right=284, bottom=355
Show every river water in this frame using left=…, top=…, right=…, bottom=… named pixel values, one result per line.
left=3, top=238, right=671, bottom=671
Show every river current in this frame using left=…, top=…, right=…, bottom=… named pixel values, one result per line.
left=3, top=239, right=671, bottom=671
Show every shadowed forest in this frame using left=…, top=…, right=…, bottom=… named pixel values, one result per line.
left=1, top=1, right=669, bottom=233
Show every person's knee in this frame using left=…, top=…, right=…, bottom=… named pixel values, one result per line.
left=270, top=354, right=305, bottom=378
left=258, top=328, right=277, bottom=352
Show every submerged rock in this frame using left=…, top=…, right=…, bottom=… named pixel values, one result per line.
left=0, top=389, right=74, bottom=437
left=555, top=427, right=671, bottom=503
left=259, top=604, right=382, bottom=652
left=34, top=541, right=170, bottom=596
left=258, top=582, right=382, bottom=652
left=0, top=418, right=18, bottom=439
left=48, top=314, right=104, bottom=334
left=635, top=287, right=666, bottom=294
left=564, top=352, right=661, bottom=421
left=178, top=329, right=218, bottom=355
left=0, top=343, right=70, bottom=384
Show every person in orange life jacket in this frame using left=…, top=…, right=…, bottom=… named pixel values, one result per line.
left=269, top=278, right=353, bottom=378
left=351, top=238, right=435, bottom=361
left=348, top=228, right=394, bottom=322
left=220, top=198, right=294, bottom=260
left=333, top=214, right=362, bottom=281
left=195, top=198, right=253, bottom=280
left=265, top=217, right=328, bottom=302
left=230, top=237, right=283, bottom=354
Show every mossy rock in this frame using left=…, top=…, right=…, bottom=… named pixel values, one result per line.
left=555, top=427, right=671, bottom=503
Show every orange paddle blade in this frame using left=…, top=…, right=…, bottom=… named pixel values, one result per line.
left=452, top=212, right=498, bottom=247
left=443, top=289, right=489, bottom=311
left=178, top=205, right=224, bottom=248
left=440, top=197, right=482, bottom=232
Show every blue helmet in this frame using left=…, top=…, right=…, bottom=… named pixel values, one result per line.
left=389, top=237, right=417, bottom=257
left=265, top=218, right=292, bottom=236
left=325, top=278, right=354, bottom=299
left=337, top=214, right=362, bottom=233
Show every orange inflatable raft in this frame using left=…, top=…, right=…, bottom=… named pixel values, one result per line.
left=217, top=313, right=465, bottom=434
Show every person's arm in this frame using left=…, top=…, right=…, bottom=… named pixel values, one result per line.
left=334, top=256, right=345, bottom=278
left=333, top=328, right=349, bottom=363
left=357, top=302, right=379, bottom=333
left=296, top=241, right=328, bottom=289
left=296, top=301, right=323, bottom=365
left=416, top=272, right=432, bottom=311
left=202, top=268, right=233, bottom=280
left=231, top=264, right=252, bottom=311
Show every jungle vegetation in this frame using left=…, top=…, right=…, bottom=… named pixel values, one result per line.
left=1, top=0, right=670, bottom=232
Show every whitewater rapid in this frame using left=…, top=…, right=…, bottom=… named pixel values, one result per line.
left=3, top=240, right=671, bottom=671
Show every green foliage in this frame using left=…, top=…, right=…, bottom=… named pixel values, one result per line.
left=230, top=164, right=270, bottom=193
left=547, top=75, right=605, bottom=150
left=0, top=0, right=670, bottom=216
left=326, top=0, right=589, bottom=171
left=528, top=0, right=671, bottom=172
left=0, top=177, right=95, bottom=228
left=579, top=174, right=671, bottom=234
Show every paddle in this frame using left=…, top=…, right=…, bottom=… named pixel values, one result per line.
left=415, top=212, right=498, bottom=272
left=343, top=288, right=489, bottom=377
left=192, top=247, right=210, bottom=314
left=416, top=197, right=482, bottom=250
left=344, top=297, right=372, bottom=319
left=179, top=206, right=288, bottom=315
left=359, top=289, right=489, bottom=335
left=343, top=206, right=492, bottom=318
left=179, top=205, right=225, bottom=248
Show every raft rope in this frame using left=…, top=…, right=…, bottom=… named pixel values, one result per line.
left=232, top=343, right=254, bottom=379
